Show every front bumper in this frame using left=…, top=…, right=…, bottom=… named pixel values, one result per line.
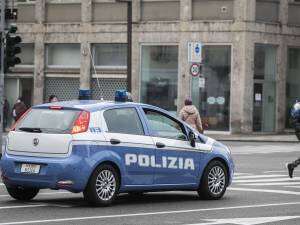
left=0, top=151, right=91, bottom=192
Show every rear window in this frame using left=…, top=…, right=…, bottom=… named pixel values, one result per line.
left=16, top=108, right=81, bottom=134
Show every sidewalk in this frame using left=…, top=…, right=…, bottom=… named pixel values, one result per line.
left=205, top=131, right=299, bottom=143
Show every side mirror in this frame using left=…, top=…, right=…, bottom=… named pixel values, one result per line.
left=188, top=131, right=196, bottom=147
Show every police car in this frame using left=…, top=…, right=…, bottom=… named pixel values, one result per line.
left=1, top=91, right=234, bottom=206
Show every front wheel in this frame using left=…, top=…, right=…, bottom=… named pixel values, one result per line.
left=6, top=186, right=39, bottom=201
left=84, top=164, right=120, bottom=206
left=198, top=160, right=228, bottom=200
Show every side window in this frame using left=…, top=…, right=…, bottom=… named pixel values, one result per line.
left=143, top=109, right=187, bottom=140
left=103, top=108, right=144, bottom=135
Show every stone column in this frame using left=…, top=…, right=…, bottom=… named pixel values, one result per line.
left=181, top=0, right=192, bottom=22
left=33, top=35, right=45, bottom=105
left=275, top=40, right=287, bottom=133
left=177, top=33, right=191, bottom=113
left=80, top=1, right=92, bottom=95
left=80, top=42, right=91, bottom=92
left=132, top=0, right=141, bottom=23
left=35, top=0, right=46, bottom=24
left=231, top=33, right=254, bottom=133
left=231, top=0, right=256, bottom=133
left=279, top=0, right=289, bottom=25
left=234, top=0, right=255, bottom=22
left=82, top=0, right=92, bottom=23
left=131, top=0, right=141, bottom=101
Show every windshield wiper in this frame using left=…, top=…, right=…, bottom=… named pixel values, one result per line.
left=19, top=127, right=42, bottom=133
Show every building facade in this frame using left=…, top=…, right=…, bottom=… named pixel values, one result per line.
left=4, top=0, right=300, bottom=133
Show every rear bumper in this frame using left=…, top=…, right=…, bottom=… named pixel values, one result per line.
left=0, top=151, right=91, bottom=192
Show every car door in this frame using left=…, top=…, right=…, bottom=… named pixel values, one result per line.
left=102, top=106, right=156, bottom=186
left=142, top=107, right=202, bottom=186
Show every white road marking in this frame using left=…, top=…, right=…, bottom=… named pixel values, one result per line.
left=234, top=174, right=287, bottom=180
left=229, top=187, right=300, bottom=195
left=0, top=202, right=300, bottom=225
left=234, top=173, right=253, bottom=176
left=185, top=215, right=300, bottom=225
left=285, top=186, right=300, bottom=189
left=240, top=182, right=300, bottom=186
left=263, top=170, right=285, bottom=173
left=0, top=204, right=48, bottom=210
left=233, top=177, right=299, bottom=183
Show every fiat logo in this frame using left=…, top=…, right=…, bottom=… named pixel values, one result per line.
left=33, top=138, right=39, bottom=146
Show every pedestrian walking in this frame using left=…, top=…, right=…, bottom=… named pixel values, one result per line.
left=3, top=97, right=9, bottom=131
left=286, top=100, right=300, bottom=178
left=179, top=97, right=203, bottom=133
left=12, top=98, right=27, bottom=122
left=48, top=95, right=59, bottom=103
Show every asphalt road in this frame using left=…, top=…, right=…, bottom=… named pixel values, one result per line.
left=0, top=141, right=300, bottom=225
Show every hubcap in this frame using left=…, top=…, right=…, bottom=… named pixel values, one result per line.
left=208, top=166, right=226, bottom=195
left=96, top=170, right=116, bottom=201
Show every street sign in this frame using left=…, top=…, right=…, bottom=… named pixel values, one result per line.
left=188, top=42, right=202, bottom=63
left=190, top=63, right=200, bottom=77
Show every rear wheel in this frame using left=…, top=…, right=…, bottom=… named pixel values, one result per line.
left=84, top=164, right=120, bottom=206
left=6, top=186, right=39, bottom=201
left=198, top=160, right=228, bottom=200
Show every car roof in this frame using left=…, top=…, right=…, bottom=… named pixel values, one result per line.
left=33, top=100, right=160, bottom=112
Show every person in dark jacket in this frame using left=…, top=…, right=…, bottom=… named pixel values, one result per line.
left=179, top=97, right=203, bottom=133
left=12, top=98, right=27, bottom=122
left=287, top=100, right=300, bottom=178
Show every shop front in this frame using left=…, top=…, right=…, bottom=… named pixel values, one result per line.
left=192, top=45, right=231, bottom=131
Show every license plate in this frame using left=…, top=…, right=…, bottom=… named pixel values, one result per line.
left=21, top=164, right=40, bottom=174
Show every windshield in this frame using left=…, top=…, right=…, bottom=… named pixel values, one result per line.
left=16, top=108, right=81, bottom=134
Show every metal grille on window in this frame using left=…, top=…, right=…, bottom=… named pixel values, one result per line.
left=45, top=78, right=80, bottom=102
left=92, top=78, right=127, bottom=100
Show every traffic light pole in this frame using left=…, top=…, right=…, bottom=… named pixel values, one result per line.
left=0, top=0, right=6, bottom=156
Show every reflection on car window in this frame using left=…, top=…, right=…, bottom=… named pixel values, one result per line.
left=143, top=109, right=187, bottom=140
left=104, top=108, right=144, bottom=135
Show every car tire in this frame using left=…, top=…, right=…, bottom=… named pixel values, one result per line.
left=84, top=164, right=120, bottom=206
left=198, top=160, right=228, bottom=200
left=6, top=186, right=39, bottom=201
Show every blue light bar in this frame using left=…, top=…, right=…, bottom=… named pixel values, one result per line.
left=115, top=90, right=128, bottom=102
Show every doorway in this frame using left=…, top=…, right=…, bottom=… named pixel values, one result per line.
left=253, top=44, right=277, bottom=132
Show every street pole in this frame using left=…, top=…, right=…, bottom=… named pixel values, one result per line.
left=126, top=1, right=132, bottom=93
left=0, top=0, right=6, bottom=156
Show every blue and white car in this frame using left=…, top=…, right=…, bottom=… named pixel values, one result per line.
left=1, top=95, right=234, bottom=206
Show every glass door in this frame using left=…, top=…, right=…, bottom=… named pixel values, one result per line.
left=192, top=45, right=231, bottom=131
left=253, top=44, right=277, bottom=132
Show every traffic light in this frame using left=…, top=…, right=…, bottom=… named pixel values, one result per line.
left=4, top=25, right=22, bottom=72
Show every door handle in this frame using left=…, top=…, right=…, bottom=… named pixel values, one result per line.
left=156, top=142, right=165, bottom=148
left=110, top=139, right=121, bottom=145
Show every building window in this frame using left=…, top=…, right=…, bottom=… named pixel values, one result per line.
left=47, top=44, right=80, bottom=68
left=286, top=48, right=300, bottom=128
left=141, top=45, right=178, bottom=113
left=93, top=44, right=127, bottom=68
left=18, top=43, right=34, bottom=66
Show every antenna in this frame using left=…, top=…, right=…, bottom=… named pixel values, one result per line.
left=88, top=45, right=103, bottom=100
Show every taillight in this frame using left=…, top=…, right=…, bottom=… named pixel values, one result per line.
left=10, top=108, right=31, bottom=131
left=49, top=106, right=63, bottom=110
left=71, top=111, right=90, bottom=134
